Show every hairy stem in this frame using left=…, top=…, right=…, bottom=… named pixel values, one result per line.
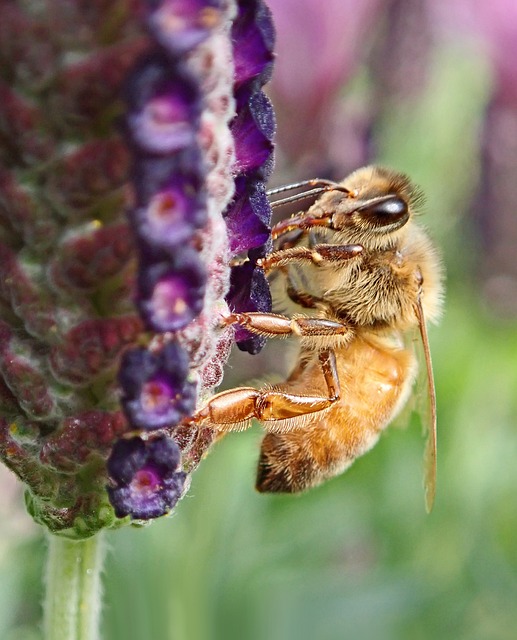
left=44, top=533, right=105, bottom=640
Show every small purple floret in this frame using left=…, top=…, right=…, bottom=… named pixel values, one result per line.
left=148, top=0, right=224, bottom=56
left=130, top=174, right=207, bottom=247
left=119, top=342, right=197, bottom=430
left=125, top=53, right=201, bottom=155
left=138, top=248, right=206, bottom=332
left=107, top=435, right=186, bottom=520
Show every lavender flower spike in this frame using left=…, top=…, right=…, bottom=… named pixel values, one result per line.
left=108, top=0, right=277, bottom=520
left=0, top=0, right=276, bottom=533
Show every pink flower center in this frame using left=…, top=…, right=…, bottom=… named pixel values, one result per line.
left=149, top=190, right=186, bottom=225
left=132, top=468, right=161, bottom=494
left=141, top=380, right=171, bottom=413
left=152, top=277, right=189, bottom=320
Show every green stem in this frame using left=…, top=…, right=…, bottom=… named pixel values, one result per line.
left=44, top=533, right=106, bottom=640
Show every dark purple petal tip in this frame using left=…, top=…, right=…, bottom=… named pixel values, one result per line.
left=133, top=150, right=206, bottom=206
left=107, top=435, right=186, bottom=520
left=247, top=91, right=276, bottom=141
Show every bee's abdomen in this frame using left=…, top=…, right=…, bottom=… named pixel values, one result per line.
left=255, top=429, right=354, bottom=493
left=256, top=433, right=319, bottom=493
left=255, top=336, right=416, bottom=494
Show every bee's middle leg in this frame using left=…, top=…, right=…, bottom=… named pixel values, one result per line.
left=285, top=272, right=326, bottom=310
left=183, top=349, right=339, bottom=433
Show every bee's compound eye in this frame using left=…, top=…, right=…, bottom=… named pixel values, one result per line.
left=357, top=196, right=409, bottom=227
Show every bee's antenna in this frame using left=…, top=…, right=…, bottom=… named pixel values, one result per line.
left=267, top=178, right=339, bottom=197
left=267, top=180, right=350, bottom=210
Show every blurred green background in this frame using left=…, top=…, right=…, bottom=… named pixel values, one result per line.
left=2, top=1, right=517, bottom=639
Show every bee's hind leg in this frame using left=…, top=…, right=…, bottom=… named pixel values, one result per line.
left=182, top=349, right=339, bottom=434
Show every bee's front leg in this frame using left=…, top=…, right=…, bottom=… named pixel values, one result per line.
left=183, top=349, right=339, bottom=433
left=257, top=244, right=363, bottom=274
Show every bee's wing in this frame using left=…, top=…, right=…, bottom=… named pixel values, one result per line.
left=413, top=297, right=437, bottom=513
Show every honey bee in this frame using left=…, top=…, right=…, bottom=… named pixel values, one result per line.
left=186, top=166, right=444, bottom=511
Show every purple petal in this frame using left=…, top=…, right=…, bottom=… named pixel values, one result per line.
left=124, top=377, right=197, bottom=430
left=107, top=437, right=148, bottom=484
left=223, top=177, right=271, bottom=254
left=226, top=261, right=272, bottom=354
left=231, top=90, right=275, bottom=177
left=132, top=149, right=205, bottom=205
left=232, top=0, right=275, bottom=89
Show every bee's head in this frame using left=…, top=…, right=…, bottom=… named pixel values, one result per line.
left=321, top=166, right=424, bottom=249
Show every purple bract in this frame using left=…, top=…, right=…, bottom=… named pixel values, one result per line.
left=223, top=0, right=276, bottom=354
